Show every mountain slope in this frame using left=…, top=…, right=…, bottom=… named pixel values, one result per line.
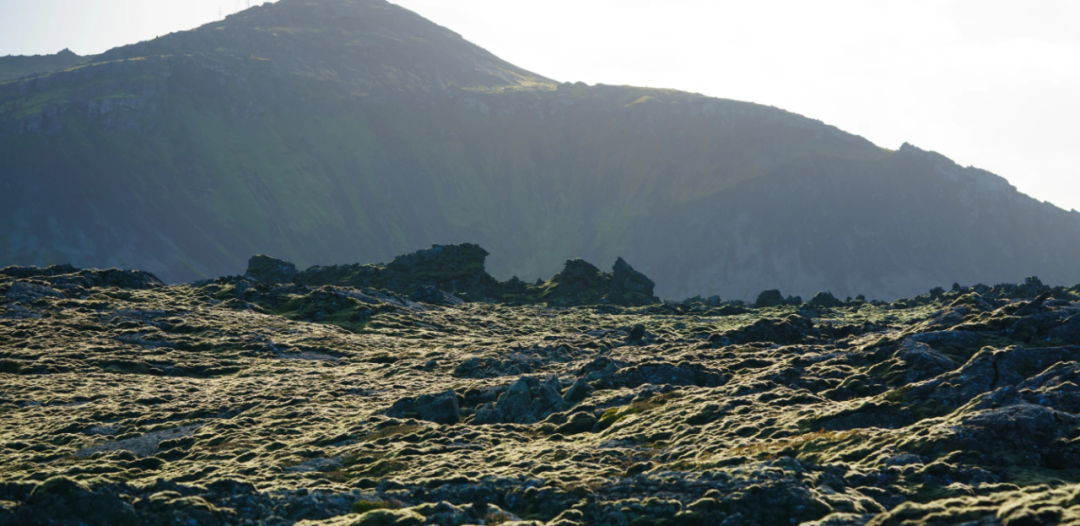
left=1, top=0, right=1079, bottom=301
left=0, top=48, right=84, bottom=82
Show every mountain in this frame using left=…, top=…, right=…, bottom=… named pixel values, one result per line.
left=2, top=0, right=1079, bottom=301
left=0, top=48, right=84, bottom=82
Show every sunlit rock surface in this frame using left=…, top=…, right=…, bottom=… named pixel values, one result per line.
left=3, top=247, right=1080, bottom=525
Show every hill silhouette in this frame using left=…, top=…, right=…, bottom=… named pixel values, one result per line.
left=1, top=0, right=1078, bottom=300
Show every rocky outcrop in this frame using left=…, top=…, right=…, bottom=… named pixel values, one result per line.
left=243, top=244, right=659, bottom=307
left=543, top=258, right=658, bottom=307
left=245, top=255, right=298, bottom=284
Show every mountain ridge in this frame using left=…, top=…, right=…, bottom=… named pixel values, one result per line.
left=1, top=0, right=1078, bottom=301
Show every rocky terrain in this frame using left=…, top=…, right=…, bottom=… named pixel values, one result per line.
left=3, top=0, right=1080, bottom=300
left=3, top=244, right=1080, bottom=525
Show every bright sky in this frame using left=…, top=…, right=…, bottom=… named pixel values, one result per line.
left=1, top=0, right=1077, bottom=212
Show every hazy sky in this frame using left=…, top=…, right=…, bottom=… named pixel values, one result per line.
left=1, top=0, right=1077, bottom=212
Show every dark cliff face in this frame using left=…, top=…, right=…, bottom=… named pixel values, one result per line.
left=1, top=0, right=1079, bottom=301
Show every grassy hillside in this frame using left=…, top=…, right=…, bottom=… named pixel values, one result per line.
left=0, top=49, right=84, bottom=82
left=2, top=0, right=1079, bottom=300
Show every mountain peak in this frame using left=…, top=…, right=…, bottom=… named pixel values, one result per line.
left=95, top=0, right=551, bottom=92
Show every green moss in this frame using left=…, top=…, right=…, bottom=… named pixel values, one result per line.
left=352, top=499, right=390, bottom=514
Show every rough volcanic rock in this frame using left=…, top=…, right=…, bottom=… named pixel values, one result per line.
left=3, top=263, right=1080, bottom=526
left=611, top=257, right=656, bottom=299
left=810, top=291, right=845, bottom=308
left=755, top=289, right=785, bottom=308
left=246, top=255, right=300, bottom=284
left=248, top=244, right=660, bottom=308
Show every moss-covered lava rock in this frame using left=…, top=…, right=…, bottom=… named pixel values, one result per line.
left=3, top=256, right=1080, bottom=526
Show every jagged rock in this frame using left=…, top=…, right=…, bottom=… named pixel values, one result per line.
left=809, top=291, right=844, bottom=308
left=236, top=245, right=660, bottom=307
left=755, top=290, right=785, bottom=308
left=495, top=377, right=538, bottom=424
left=245, top=255, right=299, bottom=284
left=471, top=376, right=569, bottom=425
left=545, top=257, right=659, bottom=307
left=386, top=244, right=489, bottom=283
left=1013, top=291, right=1052, bottom=317
left=898, top=345, right=1080, bottom=412
left=417, top=390, right=460, bottom=424
left=612, top=257, right=656, bottom=298
left=552, top=259, right=604, bottom=293
left=562, top=378, right=593, bottom=403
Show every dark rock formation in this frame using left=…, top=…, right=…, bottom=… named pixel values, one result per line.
left=809, top=291, right=845, bottom=308
left=417, top=390, right=461, bottom=425
left=245, top=255, right=299, bottom=284
left=243, top=243, right=659, bottom=308
left=755, top=290, right=785, bottom=308
left=544, top=258, right=658, bottom=307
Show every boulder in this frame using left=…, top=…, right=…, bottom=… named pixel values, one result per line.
left=555, top=412, right=597, bottom=435
left=562, top=378, right=593, bottom=403
left=417, top=390, right=460, bottom=424
left=245, top=255, right=298, bottom=284
left=755, top=289, right=785, bottom=308
left=386, top=243, right=489, bottom=283
left=472, top=376, right=569, bottom=425
left=809, top=291, right=844, bottom=308
left=553, top=259, right=604, bottom=293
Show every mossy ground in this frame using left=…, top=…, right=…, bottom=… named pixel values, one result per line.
left=2, top=268, right=1080, bottom=525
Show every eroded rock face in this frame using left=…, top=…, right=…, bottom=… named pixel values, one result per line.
left=4, top=264, right=1080, bottom=526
